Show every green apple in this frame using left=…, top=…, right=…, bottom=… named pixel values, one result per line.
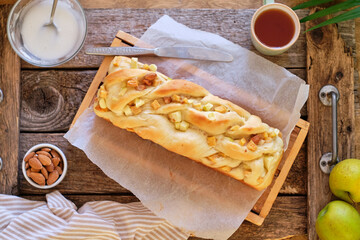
left=329, top=159, right=360, bottom=203
left=316, top=200, right=360, bottom=240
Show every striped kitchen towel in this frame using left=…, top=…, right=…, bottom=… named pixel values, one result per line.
left=0, top=191, right=189, bottom=240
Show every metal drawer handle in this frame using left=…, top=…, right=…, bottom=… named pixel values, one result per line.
left=319, top=85, right=340, bottom=174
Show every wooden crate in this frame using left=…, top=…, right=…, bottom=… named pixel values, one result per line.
left=71, top=30, right=309, bottom=226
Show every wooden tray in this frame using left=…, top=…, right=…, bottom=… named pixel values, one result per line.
left=71, top=30, right=310, bottom=226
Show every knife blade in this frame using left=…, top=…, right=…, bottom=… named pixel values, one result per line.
left=85, top=46, right=233, bottom=62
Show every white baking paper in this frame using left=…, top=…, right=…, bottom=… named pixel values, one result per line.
left=136, top=15, right=309, bottom=148
left=65, top=15, right=309, bottom=240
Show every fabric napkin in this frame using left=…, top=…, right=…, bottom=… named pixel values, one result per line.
left=0, top=191, right=188, bottom=240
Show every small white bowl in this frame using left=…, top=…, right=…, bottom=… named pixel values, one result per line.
left=22, top=143, right=68, bottom=189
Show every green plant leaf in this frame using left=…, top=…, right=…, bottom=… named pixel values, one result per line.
left=292, top=0, right=334, bottom=10
left=300, top=0, right=360, bottom=23
left=305, top=6, right=360, bottom=32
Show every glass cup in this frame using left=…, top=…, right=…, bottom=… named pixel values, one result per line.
left=250, top=0, right=300, bottom=56
left=7, top=0, right=87, bottom=67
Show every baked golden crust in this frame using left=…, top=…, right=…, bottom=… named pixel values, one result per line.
left=150, top=79, right=208, bottom=97
left=94, top=56, right=284, bottom=190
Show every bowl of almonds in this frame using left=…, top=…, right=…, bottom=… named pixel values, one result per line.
left=22, top=143, right=67, bottom=189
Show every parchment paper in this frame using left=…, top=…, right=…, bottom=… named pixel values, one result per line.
left=65, top=15, right=309, bottom=240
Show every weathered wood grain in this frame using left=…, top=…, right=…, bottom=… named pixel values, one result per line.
left=217, top=196, right=307, bottom=240
left=21, top=194, right=307, bottom=240
left=22, top=9, right=308, bottom=69
left=265, top=235, right=308, bottom=240
left=19, top=132, right=306, bottom=195
left=20, top=69, right=307, bottom=132
left=280, top=142, right=307, bottom=195
left=21, top=70, right=94, bottom=132
left=356, top=107, right=360, bottom=156
left=19, top=133, right=128, bottom=194
left=21, top=9, right=356, bottom=70
left=79, top=0, right=303, bottom=9
left=0, top=5, right=20, bottom=194
left=1, top=0, right=305, bottom=9
left=306, top=9, right=355, bottom=240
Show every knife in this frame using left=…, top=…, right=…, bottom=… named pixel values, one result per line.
left=85, top=46, right=233, bottom=62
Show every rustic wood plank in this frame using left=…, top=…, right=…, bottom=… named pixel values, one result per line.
left=20, top=68, right=307, bottom=132
left=21, top=9, right=308, bottom=69
left=355, top=48, right=360, bottom=157
left=19, top=133, right=128, bottom=194
left=20, top=9, right=356, bottom=70
left=20, top=70, right=94, bottom=132
left=290, top=69, right=306, bottom=80
left=265, top=235, right=308, bottom=240
left=19, top=132, right=306, bottom=195
left=280, top=142, right=307, bottom=195
left=306, top=9, right=355, bottom=240
left=356, top=107, right=360, bottom=157
left=79, top=0, right=303, bottom=9
left=0, top=5, right=20, bottom=194
left=1, top=0, right=306, bottom=9
left=20, top=194, right=306, bottom=240
left=219, top=196, right=307, bottom=240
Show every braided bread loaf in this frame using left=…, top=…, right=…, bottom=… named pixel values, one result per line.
left=94, top=56, right=284, bottom=190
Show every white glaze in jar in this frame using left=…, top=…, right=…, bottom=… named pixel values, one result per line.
left=20, top=0, right=80, bottom=60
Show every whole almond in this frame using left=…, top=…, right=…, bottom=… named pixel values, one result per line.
left=29, top=158, right=42, bottom=170
left=36, top=151, right=52, bottom=158
left=26, top=169, right=31, bottom=177
left=52, top=157, right=60, bottom=167
left=38, top=155, right=51, bottom=166
left=41, top=147, right=51, bottom=152
left=144, top=72, right=157, bottom=81
left=24, top=152, right=35, bottom=163
left=46, top=163, right=55, bottom=172
left=41, top=167, right=49, bottom=180
left=25, top=162, right=29, bottom=169
left=29, top=172, right=45, bottom=185
left=30, top=167, right=41, bottom=173
left=55, top=166, right=63, bottom=175
left=50, top=150, right=61, bottom=159
left=47, top=170, right=59, bottom=185
left=59, top=161, right=63, bottom=169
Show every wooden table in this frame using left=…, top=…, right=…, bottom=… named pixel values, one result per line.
left=0, top=1, right=357, bottom=239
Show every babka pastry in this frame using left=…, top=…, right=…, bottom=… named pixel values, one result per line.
left=94, top=56, right=284, bottom=190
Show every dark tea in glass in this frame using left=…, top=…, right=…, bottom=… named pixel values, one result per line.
left=254, top=9, right=295, bottom=47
